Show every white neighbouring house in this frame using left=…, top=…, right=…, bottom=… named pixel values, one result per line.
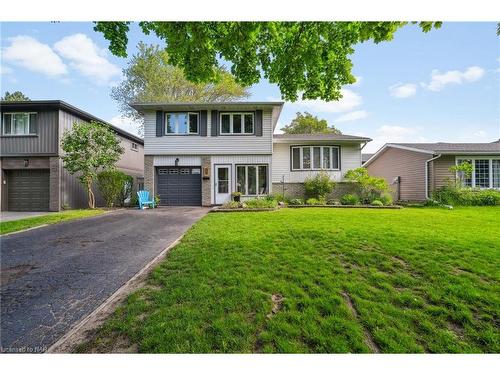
left=132, top=102, right=371, bottom=206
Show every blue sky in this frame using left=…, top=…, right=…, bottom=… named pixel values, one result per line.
left=1, top=22, right=499, bottom=152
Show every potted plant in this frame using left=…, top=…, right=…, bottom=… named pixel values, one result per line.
left=231, top=192, right=242, bottom=202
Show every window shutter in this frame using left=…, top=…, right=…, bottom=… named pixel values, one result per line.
left=156, top=110, right=164, bottom=137
left=255, top=110, right=263, bottom=136
left=29, top=113, right=37, bottom=134
left=3, top=114, right=12, bottom=134
left=200, top=110, right=207, bottom=136
left=211, top=110, right=219, bottom=137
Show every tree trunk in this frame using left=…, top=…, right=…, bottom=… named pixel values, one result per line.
left=86, top=178, right=95, bottom=209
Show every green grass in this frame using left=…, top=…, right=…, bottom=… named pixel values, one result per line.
left=78, top=207, right=500, bottom=353
left=0, top=209, right=106, bottom=235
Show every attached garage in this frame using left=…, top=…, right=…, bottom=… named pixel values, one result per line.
left=7, top=169, right=50, bottom=211
left=156, top=166, right=201, bottom=206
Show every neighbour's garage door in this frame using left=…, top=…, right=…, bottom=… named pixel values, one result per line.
left=156, top=167, right=201, bottom=206
left=7, top=169, right=50, bottom=211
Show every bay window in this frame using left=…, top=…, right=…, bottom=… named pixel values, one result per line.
left=220, top=113, right=254, bottom=134
left=291, top=146, right=340, bottom=170
left=455, top=157, right=500, bottom=189
left=236, top=165, right=268, bottom=195
left=166, top=112, right=199, bottom=134
left=2, top=113, right=37, bottom=135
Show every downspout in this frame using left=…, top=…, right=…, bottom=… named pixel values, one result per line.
left=425, top=154, right=441, bottom=199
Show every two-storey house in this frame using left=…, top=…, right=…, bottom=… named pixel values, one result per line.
left=0, top=100, right=144, bottom=211
left=133, top=101, right=371, bottom=206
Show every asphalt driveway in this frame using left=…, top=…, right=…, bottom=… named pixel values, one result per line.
left=0, top=207, right=207, bottom=353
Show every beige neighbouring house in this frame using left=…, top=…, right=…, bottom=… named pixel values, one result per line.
left=364, top=141, right=500, bottom=202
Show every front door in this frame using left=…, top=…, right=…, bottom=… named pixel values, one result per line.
left=215, top=165, right=231, bottom=204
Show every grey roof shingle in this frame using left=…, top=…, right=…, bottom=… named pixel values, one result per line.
left=391, top=142, right=500, bottom=153
left=273, top=133, right=371, bottom=142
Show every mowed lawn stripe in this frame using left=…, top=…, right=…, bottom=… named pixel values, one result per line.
left=77, top=207, right=500, bottom=353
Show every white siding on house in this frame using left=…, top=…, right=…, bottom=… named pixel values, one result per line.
left=210, top=154, right=273, bottom=204
left=272, top=142, right=362, bottom=183
left=154, top=155, right=201, bottom=166
left=144, top=109, right=273, bottom=155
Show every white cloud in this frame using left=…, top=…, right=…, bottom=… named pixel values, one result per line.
left=109, top=115, right=142, bottom=137
left=0, top=65, right=13, bottom=75
left=421, top=66, right=485, bottom=91
left=54, top=33, right=121, bottom=84
left=364, top=125, right=427, bottom=153
left=335, top=110, right=368, bottom=123
left=2, top=35, right=67, bottom=77
left=389, top=83, right=417, bottom=98
left=293, top=89, right=362, bottom=113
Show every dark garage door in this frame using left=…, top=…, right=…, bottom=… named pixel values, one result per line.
left=7, top=169, right=50, bottom=211
left=156, top=167, right=201, bottom=206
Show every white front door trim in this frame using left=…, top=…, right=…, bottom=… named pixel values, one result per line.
left=214, top=164, right=232, bottom=204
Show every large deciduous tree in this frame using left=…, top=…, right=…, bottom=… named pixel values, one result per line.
left=282, top=112, right=341, bottom=134
left=61, top=121, right=124, bottom=208
left=94, top=22, right=441, bottom=102
left=1, top=91, right=30, bottom=101
left=111, top=42, right=249, bottom=125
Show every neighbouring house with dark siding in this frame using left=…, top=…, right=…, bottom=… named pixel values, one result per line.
left=364, top=142, right=500, bottom=202
left=0, top=100, right=144, bottom=212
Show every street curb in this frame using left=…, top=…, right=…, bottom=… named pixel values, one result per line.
left=47, top=232, right=185, bottom=353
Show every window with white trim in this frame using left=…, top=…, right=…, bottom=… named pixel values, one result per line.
left=236, top=165, right=268, bottom=195
left=220, top=113, right=254, bottom=134
left=2, top=112, right=37, bottom=135
left=291, top=146, right=340, bottom=170
left=131, top=142, right=138, bottom=151
left=165, top=112, right=198, bottom=134
left=455, top=157, right=500, bottom=189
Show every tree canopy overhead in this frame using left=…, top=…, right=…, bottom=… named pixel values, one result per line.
left=94, top=22, right=441, bottom=102
left=111, top=42, right=249, bottom=123
left=282, top=112, right=341, bottom=134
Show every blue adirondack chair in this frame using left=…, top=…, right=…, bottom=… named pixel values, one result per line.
left=137, top=190, right=156, bottom=209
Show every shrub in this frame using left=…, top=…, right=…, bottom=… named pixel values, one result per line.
left=344, top=168, right=390, bottom=204
left=244, top=198, right=278, bottom=208
left=380, top=192, right=393, bottom=206
left=222, top=201, right=243, bottom=209
left=153, top=195, right=161, bottom=208
left=268, top=193, right=286, bottom=203
left=97, top=170, right=129, bottom=207
left=306, top=198, right=321, bottom=205
left=304, top=172, right=335, bottom=200
left=327, top=199, right=340, bottom=206
left=371, top=200, right=383, bottom=206
left=118, top=174, right=134, bottom=206
left=289, top=198, right=304, bottom=206
left=130, top=193, right=139, bottom=207
left=432, top=185, right=500, bottom=206
left=340, top=193, right=360, bottom=205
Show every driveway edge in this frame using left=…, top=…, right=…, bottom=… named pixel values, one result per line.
left=47, top=232, right=186, bottom=353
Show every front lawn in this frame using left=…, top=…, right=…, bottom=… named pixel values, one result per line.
left=0, top=209, right=106, bottom=235
left=78, top=207, right=500, bottom=353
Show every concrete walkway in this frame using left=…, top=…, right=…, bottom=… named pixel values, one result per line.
left=1, top=211, right=56, bottom=222
left=0, top=207, right=208, bottom=353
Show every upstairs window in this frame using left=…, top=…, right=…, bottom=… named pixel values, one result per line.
left=166, top=112, right=198, bottom=135
left=2, top=113, right=37, bottom=135
left=220, top=113, right=254, bottom=134
left=131, top=142, right=139, bottom=151
left=291, top=146, right=340, bottom=171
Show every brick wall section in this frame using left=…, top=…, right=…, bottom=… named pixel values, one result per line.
left=144, top=155, right=155, bottom=196
left=49, top=157, right=61, bottom=211
left=272, top=182, right=361, bottom=200
left=201, top=156, right=211, bottom=206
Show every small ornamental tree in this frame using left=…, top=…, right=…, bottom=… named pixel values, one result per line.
left=97, top=170, right=129, bottom=207
left=449, top=161, right=473, bottom=188
left=61, top=121, right=124, bottom=208
left=304, top=172, right=336, bottom=200
left=344, top=167, right=390, bottom=204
